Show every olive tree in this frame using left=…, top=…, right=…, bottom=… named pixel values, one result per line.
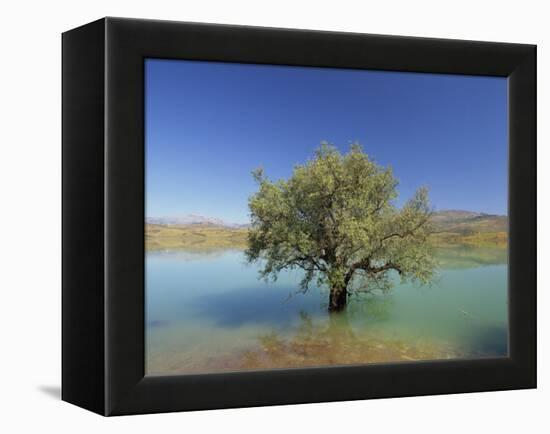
left=245, top=143, right=435, bottom=312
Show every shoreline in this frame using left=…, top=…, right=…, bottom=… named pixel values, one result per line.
left=145, top=223, right=508, bottom=252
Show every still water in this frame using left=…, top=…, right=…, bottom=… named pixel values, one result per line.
left=146, top=247, right=508, bottom=375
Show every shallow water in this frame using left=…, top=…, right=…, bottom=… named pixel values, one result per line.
left=145, top=246, right=508, bottom=375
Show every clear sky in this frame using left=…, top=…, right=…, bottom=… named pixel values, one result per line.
left=145, top=59, right=507, bottom=224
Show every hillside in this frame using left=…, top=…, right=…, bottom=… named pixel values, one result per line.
left=146, top=223, right=248, bottom=251
left=145, top=210, right=508, bottom=251
left=431, top=210, right=507, bottom=248
left=432, top=210, right=507, bottom=234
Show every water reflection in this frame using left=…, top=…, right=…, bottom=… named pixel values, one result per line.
left=435, top=245, right=507, bottom=269
left=346, top=294, right=394, bottom=322
left=146, top=246, right=508, bottom=375
left=191, top=285, right=321, bottom=327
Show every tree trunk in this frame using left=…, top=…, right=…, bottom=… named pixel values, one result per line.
left=328, top=286, right=347, bottom=312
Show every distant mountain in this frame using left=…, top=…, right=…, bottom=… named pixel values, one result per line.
left=147, top=214, right=226, bottom=226
left=146, top=214, right=248, bottom=228
left=432, top=210, right=486, bottom=221
left=432, top=210, right=507, bottom=234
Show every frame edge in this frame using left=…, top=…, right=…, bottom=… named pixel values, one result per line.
left=62, top=18, right=107, bottom=415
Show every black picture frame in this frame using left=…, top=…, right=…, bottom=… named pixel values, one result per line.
left=62, top=17, right=536, bottom=416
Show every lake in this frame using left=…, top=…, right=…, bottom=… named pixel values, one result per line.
left=146, top=246, right=508, bottom=375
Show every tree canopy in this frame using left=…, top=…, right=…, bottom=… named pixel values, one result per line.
left=245, top=143, right=435, bottom=311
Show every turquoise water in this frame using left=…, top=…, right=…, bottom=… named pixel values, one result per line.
left=146, top=247, right=508, bottom=375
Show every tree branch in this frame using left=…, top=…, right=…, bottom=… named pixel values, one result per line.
left=380, top=214, right=431, bottom=243
left=345, top=258, right=403, bottom=285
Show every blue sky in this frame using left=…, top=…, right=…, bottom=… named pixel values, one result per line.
left=145, top=59, right=507, bottom=224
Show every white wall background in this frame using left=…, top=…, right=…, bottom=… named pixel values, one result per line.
left=0, top=0, right=546, bottom=432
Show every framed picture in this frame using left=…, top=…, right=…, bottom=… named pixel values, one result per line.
left=62, top=17, right=536, bottom=416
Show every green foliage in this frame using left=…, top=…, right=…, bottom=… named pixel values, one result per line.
left=245, top=143, right=436, bottom=299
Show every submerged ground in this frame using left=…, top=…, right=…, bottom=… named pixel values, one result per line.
left=145, top=216, right=508, bottom=375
